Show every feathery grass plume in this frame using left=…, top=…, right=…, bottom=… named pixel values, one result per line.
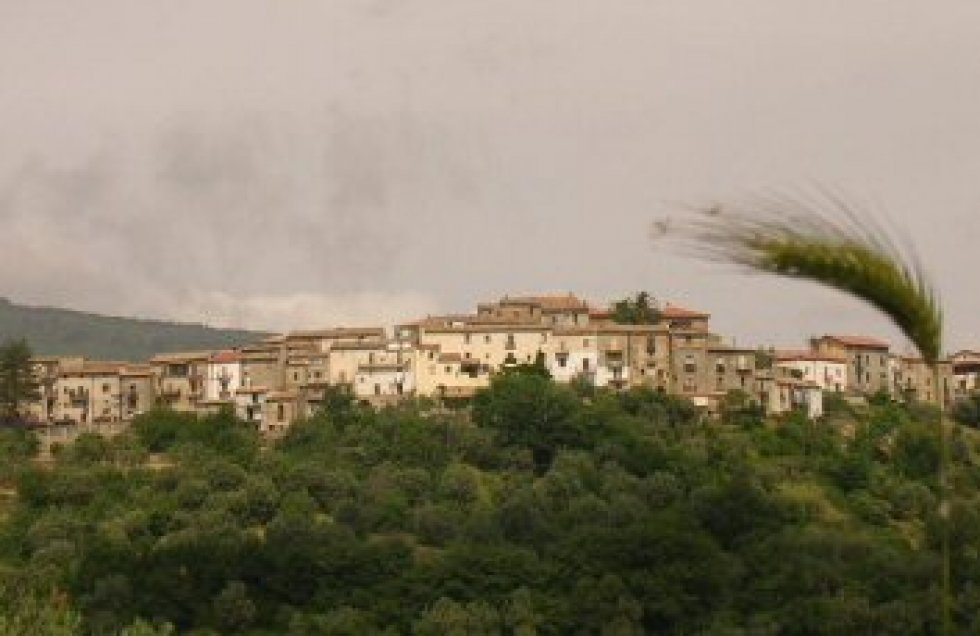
left=657, top=191, right=950, bottom=633
left=657, top=193, right=942, bottom=363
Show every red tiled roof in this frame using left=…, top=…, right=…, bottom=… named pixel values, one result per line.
left=210, top=350, right=241, bottom=363
left=821, top=335, right=890, bottom=349
left=500, top=293, right=589, bottom=312
left=661, top=304, right=710, bottom=319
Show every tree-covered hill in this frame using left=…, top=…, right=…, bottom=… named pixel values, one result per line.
left=2, top=374, right=980, bottom=634
left=0, top=297, right=266, bottom=361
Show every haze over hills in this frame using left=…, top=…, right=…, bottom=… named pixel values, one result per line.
left=0, top=297, right=268, bottom=361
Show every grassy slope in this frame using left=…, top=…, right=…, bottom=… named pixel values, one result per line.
left=0, top=297, right=267, bottom=361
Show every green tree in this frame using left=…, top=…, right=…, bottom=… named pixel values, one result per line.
left=611, top=291, right=661, bottom=325
left=473, top=373, right=580, bottom=472
left=719, top=389, right=765, bottom=428
left=951, top=393, right=980, bottom=427
left=0, top=339, right=40, bottom=421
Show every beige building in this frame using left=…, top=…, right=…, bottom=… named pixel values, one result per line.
left=812, top=335, right=891, bottom=395
left=119, top=365, right=156, bottom=420
left=477, top=293, right=591, bottom=327
left=890, top=355, right=955, bottom=406
left=950, top=350, right=980, bottom=402
left=756, top=367, right=823, bottom=418
left=54, top=361, right=126, bottom=424
left=149, top=351, right=211, bottom=413
left=28, top=356, right=84, bottom=423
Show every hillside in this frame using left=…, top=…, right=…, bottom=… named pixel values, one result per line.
left=0, top=376, right=973, bottom=633
left=0, top=297, right=267, bottom=361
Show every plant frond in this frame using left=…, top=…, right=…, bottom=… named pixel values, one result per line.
left=657, top=194, right=942, bottom=363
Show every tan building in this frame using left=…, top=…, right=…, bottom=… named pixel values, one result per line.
left=477, top=293, right=591, bottom=327
left=891, top=355, right=955, bottom=406
left=283, top=327, right=386, bottom=354
left=950, top=350, right=980, bottom=402
left=28, top=356, right=84, bottom=423
left=262, top=390, right=300, bottom=434
left=812, top=335, right=891, bottom=395
left=119, top=365, right=156, bottom=420
left=756, top=367, right=823, bottom=418
left=149, top=351, right=211, bottom=413
left=54, top=361, right=126, bottom=424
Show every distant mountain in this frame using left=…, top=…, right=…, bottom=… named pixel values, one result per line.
left=0, top=297, right=268, bottom=361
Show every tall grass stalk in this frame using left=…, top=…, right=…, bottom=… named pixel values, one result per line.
left=657, top=193, right=950, bottom=633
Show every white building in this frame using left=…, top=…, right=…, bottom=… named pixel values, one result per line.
left=774, top=351, right=847, bottom=393
left=204, top=351, right=244, bottom=404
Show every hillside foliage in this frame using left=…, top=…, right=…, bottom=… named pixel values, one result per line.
left=2, top=374, right=980, bottom=633
left=0, top=298, right=264, bottom=361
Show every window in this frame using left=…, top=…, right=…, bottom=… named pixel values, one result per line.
left=277, top=404, right=285, bottom=422
left=484, top=335, right=491, bottom=344
left=464, top=333, right=471, bottom=344
left=683, top=355, right=697, bottom=373
left=582, top=358, right=590, bottom=371
left=374, top=384, right=381, bottom=395
left=583, top=338, right=590, bottom=348
left=102, top=383, right=110, bottom=393
left=445, top=366, right=452, bottom=374
left=557, top=353, right=568, bottom=368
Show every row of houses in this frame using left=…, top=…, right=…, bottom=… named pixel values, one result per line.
left=25, top=293, right=980, bottom=432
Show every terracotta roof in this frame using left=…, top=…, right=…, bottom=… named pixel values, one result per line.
left=661, top=304, right=710, bottom=320
left=77, top=362, right=126, bottom=376
left=210, top=350, right=241, bottom=363
left=820, top=335, right=890, bottom=350
left=499, top=293, right=589, bottom=312
left=119, top=365, right=155, bottom=377
left=775, top=350, right=847, bottom=363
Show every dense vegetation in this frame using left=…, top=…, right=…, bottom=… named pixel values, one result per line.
left=2, top=373, right=980, bottom=634
left=0, top=298, right=264, bottom=361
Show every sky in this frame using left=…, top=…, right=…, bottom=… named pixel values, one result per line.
left=1, top=1, right=978, bottom=352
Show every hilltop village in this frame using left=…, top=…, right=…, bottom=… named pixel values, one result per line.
left=26, top=293, right=980, bottom=433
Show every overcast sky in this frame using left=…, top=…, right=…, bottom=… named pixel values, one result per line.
left=1, top=1, right=977, bottom=352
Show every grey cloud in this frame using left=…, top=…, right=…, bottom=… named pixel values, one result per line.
left=0, top=1, right=978, bottom=349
